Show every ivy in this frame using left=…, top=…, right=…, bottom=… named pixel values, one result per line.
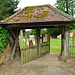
left=0, top=25, right=11, bottom=59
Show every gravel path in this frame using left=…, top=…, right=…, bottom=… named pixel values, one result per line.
left=0, top=52, right=75, bottom=75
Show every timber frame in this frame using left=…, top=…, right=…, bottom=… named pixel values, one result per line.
left=0, top=4, right=75, bottom=60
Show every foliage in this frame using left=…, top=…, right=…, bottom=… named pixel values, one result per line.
left=25, top=29, right=47, bottom=35
left=41, top=29, right=47, bottom=35
left=55, top=0, right=75, bottom=16
left=67, top=23, right=75, bottom=30
left=47, top=28, right=62, bottom=38
left=0, top=0, right=20, bottom=20
left=30, top=29, right=36, bottom=35
left=22, top=29, right=26, bottom=36
left=0, top=25, right=11, bottom=59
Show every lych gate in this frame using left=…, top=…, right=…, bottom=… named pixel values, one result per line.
left=0, top=4, right=75, bottom=63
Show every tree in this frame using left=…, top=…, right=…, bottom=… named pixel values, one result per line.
left=47, top=28, right=61, bottom=38
left=0, top=0, right=20, bottom=60
left=41, top=29, right=47, bottom=35
left=55, top=0, right=75, bottom=16
left=30, top=29, right=37, bottom=35
left=0, top=0, right=19, bottom=20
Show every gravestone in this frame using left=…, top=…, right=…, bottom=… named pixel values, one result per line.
left=42, top=34, right=50, bottom=43
left=29, top=35, right=35, bottom=46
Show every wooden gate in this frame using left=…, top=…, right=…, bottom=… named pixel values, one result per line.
left=20, top=30, right=50, bottom=64
left=21, top=44, right=49, bottom=64
left=66, top=32, right=75, bottom=58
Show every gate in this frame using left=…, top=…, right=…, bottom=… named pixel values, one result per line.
left=66, top=32, right=75, bottom=58
left=20, top=30, right=50, bottom=64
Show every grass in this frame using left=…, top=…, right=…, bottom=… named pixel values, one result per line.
left=50, top=38, right=61, bottom=54
left=69, top=38, right=75, bottom=45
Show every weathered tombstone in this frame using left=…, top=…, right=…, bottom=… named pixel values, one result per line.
left=42, top=34, right=50, bottom=43
left=59, top=34, right=61, bottom=39
left=29, top=40, right=33, bottom=47
left=70, top=33, right=73, bottom=40
left=29, top=35, right=35, bottom=46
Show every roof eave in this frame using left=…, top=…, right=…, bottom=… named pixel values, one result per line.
left=1, top=21, right=75, bottom=28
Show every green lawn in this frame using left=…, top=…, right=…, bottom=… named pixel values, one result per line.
left=69, top=38, right=75, bottom=45
left=50, top=38, right=61, bottom=54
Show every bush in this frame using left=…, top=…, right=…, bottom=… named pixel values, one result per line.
left=0, top=25, right=11, bottom=59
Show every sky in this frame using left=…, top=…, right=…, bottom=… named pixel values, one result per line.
left=18, top=0, right=56, bottom=9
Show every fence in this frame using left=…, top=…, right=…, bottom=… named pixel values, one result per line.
left=21, top=43, right=49, bottom=64
left=41, top=43, right=49, bottom=55
left=21, top=46, right=37, bottom=64
left=66, top=33, right=75, bottom=58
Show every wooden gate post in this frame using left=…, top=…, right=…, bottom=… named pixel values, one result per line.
left=21, top=30, right=23, bottom=50
left=37, top=27, right=41, bottom=57
left=25, top=34, right=27, bottom=46
left=60, top=25, right=67, bottom=61
left=49, top=34, right=50, bottom=53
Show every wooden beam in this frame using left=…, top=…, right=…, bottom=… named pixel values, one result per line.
left=5, top=24, right=60, bottom=28
left=66, top=33, right=69, bottom=57
left=37, top=27, right=41, bottom=57
left=2, top=21, right=73, bottom=28
left=49, top=35, right=50, bottom=53
left=60, top=25, right=67, bottom=61
left=2, top=21, right=74, bottom=26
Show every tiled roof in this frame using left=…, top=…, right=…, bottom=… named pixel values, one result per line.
left=1, top=4, right=74, bottom=23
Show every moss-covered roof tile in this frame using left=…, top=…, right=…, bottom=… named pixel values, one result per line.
left=1, top=4, right=74, bottom=23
